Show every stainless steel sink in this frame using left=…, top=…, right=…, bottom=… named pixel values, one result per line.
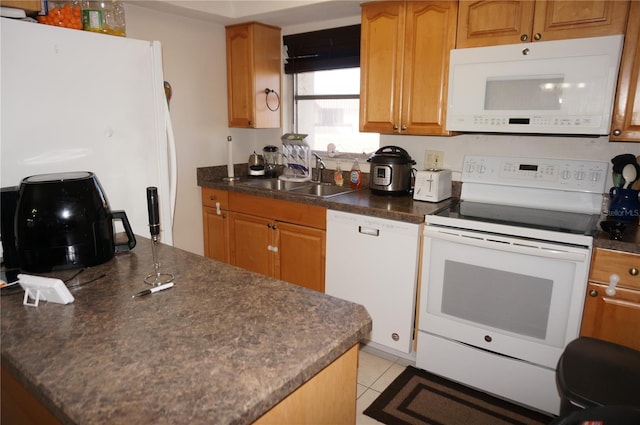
left=239, top=179, right=357, bottom=198
left=240, top=179, right=309, bottom=191
left=286, top=182, right=357, bottom=198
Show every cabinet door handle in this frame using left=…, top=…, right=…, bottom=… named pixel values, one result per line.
left=589, top=289, right=598, bottom=297
left=267, top=245, right=278, bottom=253
left=520, top=34, right=528, bottom=42
left=358, top=226, right=380, bottom=237
left=606, top=274, right=620, bottom=296
left=630, top=268, right=639, bottom=276
left=215, top=202, right=221, bottom=216
left=533, top=33, right=542, bottom=41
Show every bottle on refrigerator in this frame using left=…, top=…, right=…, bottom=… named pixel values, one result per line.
left=82, top=0, right=126, bottom=36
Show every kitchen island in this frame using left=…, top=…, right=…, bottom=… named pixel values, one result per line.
left=1, top=237, right=372, bottom=425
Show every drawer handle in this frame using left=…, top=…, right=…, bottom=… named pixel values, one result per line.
left=606, top=274, right=620, bottom=296
left=630, top=268, right=639, bottom=277
left=210, top=195, right=216, bottom=201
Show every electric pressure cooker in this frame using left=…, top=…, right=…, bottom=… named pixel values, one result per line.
left=14, top=171, right=136, bottom=272
left=367, top=146, right=416, bottom=195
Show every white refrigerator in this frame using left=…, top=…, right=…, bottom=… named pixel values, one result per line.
left=1, top=18, right=176, bottom=246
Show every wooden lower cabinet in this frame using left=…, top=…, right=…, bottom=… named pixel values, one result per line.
left=277, top=221, right=326, bottom=293
left=202, top=188, right=230, bottom=263
left=254, top=344, right=359, bottom=425
left=202, top=188, right=327, bottom=293
left=580, top=248, right=640, bottom=351
left=229, top=212, right=272, bottom=276
left=203, top=206, right=229, bottom=263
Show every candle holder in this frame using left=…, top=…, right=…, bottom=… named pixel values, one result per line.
left=144, top=187, right=174, bottom=286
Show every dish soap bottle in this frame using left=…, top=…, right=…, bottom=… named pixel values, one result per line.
left=350, top=159, right=362, bottom=189
left=334, top=162, right=344, bottom=186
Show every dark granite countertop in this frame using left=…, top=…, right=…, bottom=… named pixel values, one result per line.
left=198, top=165, right=639, bottom=255
left=1, top=238, right=372, bottom=425
left=593, top=221, right=640, bottom=254
left=197, top=166, right=456, bottom=225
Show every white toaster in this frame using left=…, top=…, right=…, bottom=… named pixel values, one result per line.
left=413, top=169, right=452, bottom=202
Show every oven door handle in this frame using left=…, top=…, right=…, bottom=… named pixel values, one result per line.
left=424, top=229, right=588, bottom=262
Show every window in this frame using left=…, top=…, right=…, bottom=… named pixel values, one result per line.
left=293, top=68, right=379, bottom=154
left=283, top=25, right=379, bottom=155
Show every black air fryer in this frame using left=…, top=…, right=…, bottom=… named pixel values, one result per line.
left=1, top=186, right=20, bottom=268
left=14, top=171, right=136, bottom=272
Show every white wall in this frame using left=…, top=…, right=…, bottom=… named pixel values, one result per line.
left=125, top=4, right=230, bottom=255
left=385, top=133, right=639, bottom=190
left=123, top=5, right=639, bottom=255
left=122, top=6, right=362, bottom=254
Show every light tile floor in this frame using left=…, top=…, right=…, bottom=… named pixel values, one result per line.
left=356, top=345, right=415, bottom=425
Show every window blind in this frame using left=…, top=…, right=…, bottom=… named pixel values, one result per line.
left=283, top=24, right=361, bottom=74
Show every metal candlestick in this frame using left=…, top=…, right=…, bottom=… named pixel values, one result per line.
left=144, top=187, right=174, bottom=286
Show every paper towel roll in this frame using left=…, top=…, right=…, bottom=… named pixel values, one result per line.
left=227, top=136, right=234, bottom=178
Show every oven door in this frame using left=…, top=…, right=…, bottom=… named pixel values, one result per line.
left=418, top=225, right=591, bottom=369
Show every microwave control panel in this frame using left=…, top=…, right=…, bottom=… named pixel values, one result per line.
left=462, top=155, right=608, bottom=193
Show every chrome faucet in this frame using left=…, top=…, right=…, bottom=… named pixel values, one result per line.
left=312, top=153, right=326, bottom=183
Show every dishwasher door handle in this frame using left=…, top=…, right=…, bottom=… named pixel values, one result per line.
left=358, top=226, right=380, bottom=237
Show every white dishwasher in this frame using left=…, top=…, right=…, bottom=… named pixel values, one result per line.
left=325, top=210, right=420, bottom=354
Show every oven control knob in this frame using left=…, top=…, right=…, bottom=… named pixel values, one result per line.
left=484, top=335, right=492, bottom=343
left=392, top=333, right=399, bottom=341
left=561, top=170, right=571, bottom=180
left=575, top=171, right=585, bottom=181
left=466, top=164, right=475, bottom=173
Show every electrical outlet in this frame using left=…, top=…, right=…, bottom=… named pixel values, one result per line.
left=424, top=150, right=444, bottom=169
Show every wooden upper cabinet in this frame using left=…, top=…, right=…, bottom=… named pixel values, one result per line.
left=226, top=22, right=282, bottom=128
left=360, top=1, right=405, bottom=134
left=0, top=1, right=41, bottom=13
left=457, top=0, right=535, bottom=47
left=360, top=1, right=457, bottom=135
left=610, top=0, right=640, bottom=142
left=457, top=0, right=630, bottom=48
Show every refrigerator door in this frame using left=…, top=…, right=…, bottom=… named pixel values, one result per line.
left=1, top=19, right=175, bottom=245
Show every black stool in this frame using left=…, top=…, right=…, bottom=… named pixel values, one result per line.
left=549, top=406, right=640, bottom=425
left=556, top=337, right=640, bottom=415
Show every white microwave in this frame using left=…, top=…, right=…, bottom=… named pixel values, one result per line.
left=446, top=35, right=624, bottom=135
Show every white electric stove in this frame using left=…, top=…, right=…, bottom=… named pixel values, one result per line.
left=417, top=155, right=608, bottom=415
